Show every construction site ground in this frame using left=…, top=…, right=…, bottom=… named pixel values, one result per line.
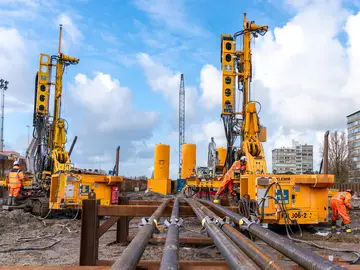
left=0, top=191, right=359, bottom=268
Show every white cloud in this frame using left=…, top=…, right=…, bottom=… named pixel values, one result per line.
left=69, top=72, right=159, bottom=131
left=253, top=0, right=359, bottom=132
left=55, top=13, right=83, bottom=45
left=0, top=27, right=34, bottom=108
left=136, top=53, right=199, bottom=117
left=199, top=64, right=222, bottom=110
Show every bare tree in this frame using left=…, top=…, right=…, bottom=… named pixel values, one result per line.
left=319, top=131, right=354, bottom=183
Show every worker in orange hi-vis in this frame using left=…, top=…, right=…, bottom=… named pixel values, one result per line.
left=330, top=189, right=353, bottom=233
left=213, top=156, right=247, bottom=204
left=6, top=160, right=24, bottom=206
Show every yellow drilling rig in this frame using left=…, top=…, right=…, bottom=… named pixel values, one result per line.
left=2, top=25, right=123, bottom=215
left=180, top=13, right=335, bottom=226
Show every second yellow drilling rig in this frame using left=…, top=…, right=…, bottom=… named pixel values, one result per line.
left=217, top=13, right=335, bottom=225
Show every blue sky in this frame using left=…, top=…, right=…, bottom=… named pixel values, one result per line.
left=1, top=0, right=359, bottom=178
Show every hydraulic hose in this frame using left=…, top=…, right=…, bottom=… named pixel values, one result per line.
left=185, top=198, right=259, bottom=270
left=198, top=199, right=347, bottom=270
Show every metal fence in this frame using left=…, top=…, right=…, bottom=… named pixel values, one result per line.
left=122, top=178, right=147, bottom=192
left=332, top=183, right=360, bottom=194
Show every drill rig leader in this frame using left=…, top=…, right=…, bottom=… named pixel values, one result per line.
left=218, top=13, right=335, bottom=225
left=24, top=25, right=123, bottom=215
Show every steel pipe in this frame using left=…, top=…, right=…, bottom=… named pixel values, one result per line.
left=160, top=198, right=180, bottom=270
left=198, top=199, right=347, bottom=270
left=185, top=198, right=259, bottom=270
left=110, top=199, right=171, bottom=270
left=193, top=200, right=284, bottom=270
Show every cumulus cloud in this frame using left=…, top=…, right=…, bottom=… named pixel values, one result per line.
left=199, top=64, right=222, bottom=110
left=136, top=53, right=199, bottom=117
left=0, top=27, right=34, bottom=109
left=253, top=0, right=359, bottom=131
left=251, top=1, right=360, bottom=170
left=67, top=72, right=159, bottom=166
left=55, top=13, right=83, bottom=47
left=69, top=72, right=159, bottom=131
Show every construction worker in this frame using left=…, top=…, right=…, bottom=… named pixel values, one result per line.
left=214, top=156, right=247, bottom=204
left=6, top=160, right=24, bottom=206
left=330, top=189, right=353, bottom=233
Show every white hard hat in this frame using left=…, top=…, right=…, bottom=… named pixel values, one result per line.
left=13, top=159, right=20, bottom=166
left=240, top=156, right=247, bottom=162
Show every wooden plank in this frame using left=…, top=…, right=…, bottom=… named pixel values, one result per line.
left=97, top=217, right=119, bottom=238
left=97, top=205, right=239, bottom=217
left=80, top=199, right=99, bottom=266
left=116, top=196, right=129, bottom=243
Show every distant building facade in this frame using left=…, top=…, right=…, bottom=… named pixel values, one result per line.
left=347, top=110, right=360, bottom=182
left=272, top=140, right=313, bottom=174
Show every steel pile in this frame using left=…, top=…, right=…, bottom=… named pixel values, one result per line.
left=110, top=199, right=170, bottom=270
left=160, top=198, right=181, bottom=270
left=198, top=199, right=347, bottom=270
left=185, top=198, right=259, bottom=270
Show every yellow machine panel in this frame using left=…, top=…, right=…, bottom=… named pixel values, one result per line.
left=148, top=144, right=171, bottom=195
left=221, top=34, right=236, bottom=115
left=49, top=173, right=123, bottom=210
left=181, top=143, right=196, bottom=179
left=36, top=54, right=51, bottom=116
left=217, top=147, right=226, bottom=167
left=240, top=174, right=334, bottom=224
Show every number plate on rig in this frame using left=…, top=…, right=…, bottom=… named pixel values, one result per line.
left=289, top=211, right=314, bottom=220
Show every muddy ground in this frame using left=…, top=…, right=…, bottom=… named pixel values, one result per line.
left=0, top=192, right=359, bottom=267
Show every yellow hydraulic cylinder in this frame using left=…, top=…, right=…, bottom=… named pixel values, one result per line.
left=154, top=144, right=170, bottom=179
left=217, top=147, right=227, bottom=166
left=181, top=143, right=196, bottom=179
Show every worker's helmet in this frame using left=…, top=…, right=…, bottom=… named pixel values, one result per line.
left=13, top=159, right=20, bottom=166
left=240, top=156, right=247, bottom=163
left=345, top=189, right=353, bottom=196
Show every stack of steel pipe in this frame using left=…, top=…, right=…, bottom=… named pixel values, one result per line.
left=184, top=198, right=259, bottom=270
left=160, top=198, right=181, bottom=270
left=198, top=199, right=347, bottom=270
left=110, top=199, right=171, bottom=270
left=192, top=199, right=285, bottom=270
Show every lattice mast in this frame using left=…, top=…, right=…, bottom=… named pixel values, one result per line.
left=179, top=74, right=185, bottom=178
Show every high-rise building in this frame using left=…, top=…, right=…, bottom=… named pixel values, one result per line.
left=347, top=110, right=360, bottom=182
left=272, top=140, right=313, bottom=174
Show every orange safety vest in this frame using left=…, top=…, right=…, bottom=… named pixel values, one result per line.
left=8, top=166, right=24, bottom=186
left=331, top=191, right=352, bottom=209
left=225, top=161, right=246, bottom=178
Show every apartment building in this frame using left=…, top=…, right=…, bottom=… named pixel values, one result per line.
left=272, top=140, right=313, bottom=174
left=347, top=110, right=360, bottom=182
